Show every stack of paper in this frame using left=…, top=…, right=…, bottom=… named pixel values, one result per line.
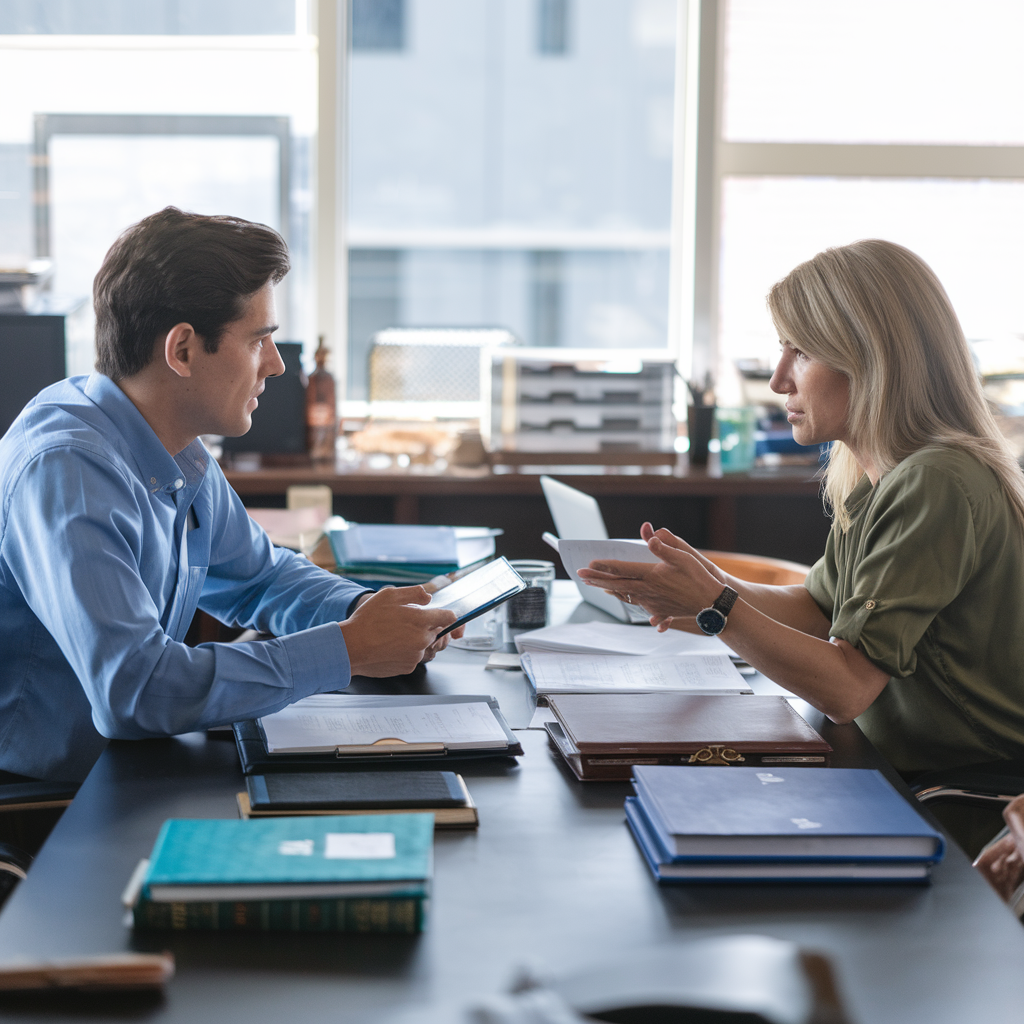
left=514, top=622, right=730, bottom=657
left=326, top=518, right=499, bottom=585
left=246, top=506, right=330, bottom=557
left=260, top=694, right=511, bottom=754
left=627, top=765, right=945, bottom=883
left=520, top=651, right=751, bottom=695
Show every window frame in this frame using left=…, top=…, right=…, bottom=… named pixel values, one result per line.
left=690, top=0, right=1024, bottom=385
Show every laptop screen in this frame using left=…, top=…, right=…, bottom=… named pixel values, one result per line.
left=540, top=476, right=609, bottom=541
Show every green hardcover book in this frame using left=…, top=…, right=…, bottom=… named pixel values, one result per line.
left=126, top=814, right=433, bottom=932
left=131, top=895, right=425, bottom=933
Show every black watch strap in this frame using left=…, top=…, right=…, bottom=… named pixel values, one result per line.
left=713, top=586, right=739, bottom=616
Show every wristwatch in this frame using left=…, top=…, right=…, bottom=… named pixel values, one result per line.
left=695, top=586, right=739, bottom=635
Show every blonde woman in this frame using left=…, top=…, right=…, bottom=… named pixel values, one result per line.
left=579, top=239, right=1024, bottom=775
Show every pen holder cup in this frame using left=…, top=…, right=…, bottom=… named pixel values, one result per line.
left=507, top=560, right=556, bottom=630
left=687, top=406, right=715, bottom=467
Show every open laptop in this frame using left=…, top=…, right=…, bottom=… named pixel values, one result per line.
left=539, top=475, right=651, bottom=624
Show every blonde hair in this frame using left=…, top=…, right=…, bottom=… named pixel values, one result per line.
left=767, top=239, right=1024, bottom=531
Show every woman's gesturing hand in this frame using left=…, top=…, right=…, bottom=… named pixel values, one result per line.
left=576, top=523, right=725, bottom=629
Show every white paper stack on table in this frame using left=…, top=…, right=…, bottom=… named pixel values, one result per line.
left=260, top=695, right=511, bottom=754
left=514, top=623, right=752, bottom=695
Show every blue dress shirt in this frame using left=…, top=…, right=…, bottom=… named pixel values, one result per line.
left=0, top=374, right=368, bottom=781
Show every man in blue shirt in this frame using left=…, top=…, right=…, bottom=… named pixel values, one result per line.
left=0, top=208, right=458, bottom=782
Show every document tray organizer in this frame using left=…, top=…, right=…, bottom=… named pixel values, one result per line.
left=233, top=694, right=523, bottom=775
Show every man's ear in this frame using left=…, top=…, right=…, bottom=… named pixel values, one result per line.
left=164, top=323, right=199, bottom=378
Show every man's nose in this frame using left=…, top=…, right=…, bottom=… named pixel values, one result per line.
left=263, top=339, right=286, bottom=378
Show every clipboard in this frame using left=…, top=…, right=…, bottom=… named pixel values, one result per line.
left=232, top=694, right=523, bottom=775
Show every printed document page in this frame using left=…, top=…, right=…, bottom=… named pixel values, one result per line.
left=556, top=538, right=657, bottom=584
left=514, top=621, right=730, bottom=656
left=521, top=652, right=752, bottom=694
left=261, top=696, right=509, bottom=753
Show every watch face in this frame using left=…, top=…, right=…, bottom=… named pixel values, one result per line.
left=696, top=607, right=727, bottom=635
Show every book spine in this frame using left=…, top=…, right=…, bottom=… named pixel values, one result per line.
left=133, top=896, right=425, bottom=933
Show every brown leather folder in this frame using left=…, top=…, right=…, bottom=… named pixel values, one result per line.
left=544, top=693, right=831, bottom=781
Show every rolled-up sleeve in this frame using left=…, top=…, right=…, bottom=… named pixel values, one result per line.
left=826, top=465, right=976, bottom=678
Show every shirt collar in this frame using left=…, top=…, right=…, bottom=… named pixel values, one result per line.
left=82, top=373, right=209, bottom=495
left=844, top=472, right=875, bottom=519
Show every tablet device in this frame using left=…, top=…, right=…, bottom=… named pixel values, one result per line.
left=430, top=557, right=527, bottom=637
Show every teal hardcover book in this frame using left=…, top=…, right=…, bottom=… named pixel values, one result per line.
left=326, top=521, right=496, bottom=574
left=142, top=814, right=433, bottom=901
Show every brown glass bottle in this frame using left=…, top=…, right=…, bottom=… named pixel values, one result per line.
left=306, top=337, right=337, bottom=461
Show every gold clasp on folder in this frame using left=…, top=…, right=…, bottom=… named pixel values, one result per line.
left=688, top=745, right=745, bottom=766
left=333, top=737, right=447, bottom=758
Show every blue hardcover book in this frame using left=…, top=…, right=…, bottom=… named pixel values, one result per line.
left=624, top=798, right=933, bottom=884
left=326, top=521, right=496, bottom=573
left=141, top=814, right=433, bottom=901
left=631, top=765, right=945, bottom=862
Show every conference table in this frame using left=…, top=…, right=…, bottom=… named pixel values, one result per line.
left=2, top=586, right=1024, bottom=1023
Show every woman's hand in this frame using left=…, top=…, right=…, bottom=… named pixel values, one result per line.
left=974, top=793, right=1024, bottom=903
left=576, top=523, right=725, bottom=628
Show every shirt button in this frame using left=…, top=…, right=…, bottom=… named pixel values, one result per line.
left=150, top=477, right=157, bottom=485
left=864, top=600, right=876, bottom=610
left=174, top=479, right=184, bottom=490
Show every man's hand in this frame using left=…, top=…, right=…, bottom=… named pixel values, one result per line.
left=419, top=622, right=466, bottom=663
left=340, top=586, right=457, bottom=677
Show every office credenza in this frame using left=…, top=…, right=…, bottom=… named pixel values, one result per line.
left=224, top=463, right=832, bottom=568
left=1, top=662, right=1024, bottom=1023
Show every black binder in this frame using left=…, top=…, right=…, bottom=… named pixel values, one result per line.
left=233, top=694, right=523, bottom=775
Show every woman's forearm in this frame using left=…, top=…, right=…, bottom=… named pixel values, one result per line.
left=721, top=599, right=890, bottom=722
left=715, top=579, right=832, bottom=639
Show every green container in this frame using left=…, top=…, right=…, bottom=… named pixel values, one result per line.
left=715, top=407, right=757, bottom=473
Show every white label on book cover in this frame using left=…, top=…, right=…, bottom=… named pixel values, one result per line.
left=521, top=652, right=749, bottom=694
left=278, top=839, right=315, bottom=856
left=260, top=696, right=508, bottom=753
left=325, top=832, right=396, bottom=859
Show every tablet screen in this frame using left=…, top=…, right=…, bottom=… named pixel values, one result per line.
left=429, top=557, right=526, bottom=636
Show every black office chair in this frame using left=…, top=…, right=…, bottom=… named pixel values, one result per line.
left=0, top=841, right=32, bottom=910
left=911, top=758, right=1024, bottom=808
left=0, top=778, right=79, bottom=908
left=910, top=758, right=1024, bottom=861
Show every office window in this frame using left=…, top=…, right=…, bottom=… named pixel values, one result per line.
left=537, top=0, right=570, bottom=55
left=0, top=3, right=316, bottom=375
left=0, top=0, right=296, bottom=35
left=346, top=0, right=679, bottom=403
left=348, top=249, right=402, bottom=400
left=706, top=0, right=1024, bottom=402
left=351, top=0, right=406, bottom=52
left=531, top=251, right=564, bottom=345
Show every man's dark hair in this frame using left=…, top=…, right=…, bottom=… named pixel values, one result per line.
left=93, top=207, right=290, bottom=380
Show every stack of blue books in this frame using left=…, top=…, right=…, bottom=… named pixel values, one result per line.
left=626, top=765, right=945, bottom=883
left=326, top=518, right=499, bottom=586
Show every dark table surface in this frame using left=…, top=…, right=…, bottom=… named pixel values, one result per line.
left=2, top=594, right=1024, bottom=1023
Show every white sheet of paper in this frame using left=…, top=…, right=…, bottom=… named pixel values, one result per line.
left=520, top=652, right=751, bottom=694
left=260, top=696, right=508, bottom=753
left=514, top=621, right=729, bottom=656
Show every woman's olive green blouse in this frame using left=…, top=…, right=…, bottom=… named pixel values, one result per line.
left=805, top=446, right=1024, bottom=773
